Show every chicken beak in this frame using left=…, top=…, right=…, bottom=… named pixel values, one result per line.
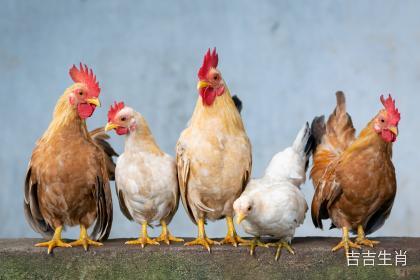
left=86, top=98, right=101, bottom=107
left=197, top=80, right=210, bottom=90
left=236, top=213, right=247, bottom=224
left=105, top=122, right=118, bottom=132
left=389, top=126, right=398, bottom=136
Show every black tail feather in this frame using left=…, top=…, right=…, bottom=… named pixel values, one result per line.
left=232, top=95, right=242, bottom=114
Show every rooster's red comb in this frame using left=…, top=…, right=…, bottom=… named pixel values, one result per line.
left=198, top=48, right=219, bottom=80
left=108, top=101, right=125, bottom=122
left=380, top=94, right=400, bottom=126
left=69, top=63, right=101, bottom=97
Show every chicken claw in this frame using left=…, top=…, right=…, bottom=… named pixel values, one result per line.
left=184, top=218, right=218, bottom=252
left=69, top=225, right=103, bottom=251
left=35, top=226, right=72, bottom=254
left=220, top=216, right=247, bottom=247
left=355, top=225, right=380, bottom=248
left=154, top=220, right=184, bottom=245
left=125, top=221, right=159, bottom=248
left=332, top=226, right=361, bottom=255
left=267, top=240, right=295, bottom=261
left=239, top=237, right=269, bottom=256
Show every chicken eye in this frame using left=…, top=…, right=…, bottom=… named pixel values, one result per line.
left=121, top=117, right=126, bottom=122
left=380, top=118, right=385, bottom=123
left=247, top=206, right=252, bottom=211
left=213, top=74, right=219, bottom=81
left=78, top=91, right=83, bottom=96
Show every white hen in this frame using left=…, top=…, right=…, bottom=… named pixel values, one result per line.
left=233, top=123, right=313, bottom=260
left=105, top=102, right=183, bottom=247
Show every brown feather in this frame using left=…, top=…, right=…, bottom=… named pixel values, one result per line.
left=310, top=91, right=397, bottom=233
left=24, top=87, right=113, bottom=241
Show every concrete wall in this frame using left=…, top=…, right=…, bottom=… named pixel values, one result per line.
left=1, top=0, right=419, bottom=239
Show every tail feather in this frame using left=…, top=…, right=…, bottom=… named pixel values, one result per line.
left=90, top=128, right=118, bottom=180
left=292, top=122, right=315, bottom=171
left=232, top=95, right=242, bottom=114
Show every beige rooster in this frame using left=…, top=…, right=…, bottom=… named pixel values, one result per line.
left=176, top=48, right=252, bottom=251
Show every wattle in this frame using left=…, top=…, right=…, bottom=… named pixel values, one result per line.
left=199, top=86, right=225, bottom=106
left=77, top=103, right=96, bottom=119
left=381, top=129, right=397, bottom=143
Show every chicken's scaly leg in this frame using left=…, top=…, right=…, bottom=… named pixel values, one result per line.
left=355, top=225, right=380, bottom=247
left=266, top=240, right=295, bottom=261
left=154, top=220, right=184, bottom=245
left=239, top=237, right=269, bottom=256
left=126, top=221, right=160, bottom=248
left=220, top=216, right=247, bottom=247
left=184, top=218, right=218, bottom=252
left=35, top=226, right=72, bottom=254
left=332, top=226, right=361, bottom=254
left=69, top=225, right=103, bottom=251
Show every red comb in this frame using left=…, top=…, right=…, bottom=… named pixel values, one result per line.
left=69, top=63, right=101, bottom=97
left=108, top=101, right=125, bottom=122
left=198, top=48, right=218, bottom=80
left=380, top=94, right=400, bottom=126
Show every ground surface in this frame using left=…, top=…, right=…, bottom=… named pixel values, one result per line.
left=0, top=237, right=419, bottom=279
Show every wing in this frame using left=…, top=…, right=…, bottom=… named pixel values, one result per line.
left=23, top=163, right=54, bottom=239
left=365, top=194, right=395, bottom=235
left=176, top=141, right=196, bottom=224
left=115, top=181, right=133, bottom=221
left=90, top=169, right=113, bottom=241
left=241, top=144, right=252, bottom=192
left=90, top=127, right=118, bottom=180
left=311, top=177, right=342, bottom=229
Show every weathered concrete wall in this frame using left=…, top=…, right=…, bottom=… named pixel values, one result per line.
left=0, top=238, right=419, bottom=279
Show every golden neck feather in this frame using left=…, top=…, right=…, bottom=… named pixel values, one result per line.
left=189, top=87, right=245, bottom=134
left=40, top=85, right=88, bottom=143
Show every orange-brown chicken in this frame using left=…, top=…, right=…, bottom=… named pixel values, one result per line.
left=310, top=91, right=400, bottom=255
left=24, top=64, right=115, bottom=254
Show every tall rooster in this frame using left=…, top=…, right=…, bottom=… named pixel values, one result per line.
left=24, top=64, right=115, bottom=254
left=176, top=48, right=252, bottom=251
left=310, top=91, right=400, bottom=254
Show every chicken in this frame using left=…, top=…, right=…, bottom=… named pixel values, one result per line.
left=24, top=64, right=115, bottom=254
left=233, top=123, right=312, bottom=260
left=105, top=102, right=183, bottom=247
left=310, top=91, right=400, bottom=255
left=176, top=48, right=252, bottom=251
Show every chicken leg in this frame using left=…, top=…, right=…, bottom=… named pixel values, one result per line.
left=70, top=225, right=103, bottom=251
left=332, top=226, right=361, bottom=254
left=184, top=218, right=218, bottom=252
left=35, top=226, right=72, bottom=254
left=154, top=220, right=184, bottom=245
left=126, top=221, right=160, bottom=248
left=220, top=216, right=247, bottom=247
left=266, top=240, right=295, bottom=261
left=239, top=237, right=269, bottom=256
left=355, top=225, right=380, bottom=247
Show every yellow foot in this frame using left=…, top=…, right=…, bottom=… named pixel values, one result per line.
left=69, top=238, right=102, bottom=251
left=267, top=241, right=295, bottom=261
left=332, top=239, right=361, bottom=254
left=239, top=238, right=269, bottom=256
left=35, top=238, right=72, bottom=254
left=155, top=233, right=184, bottom=245
left=125, top=237, right=160, bottom=248
left=220, top=234, right=248, bottom=247
left=355, top=237, right=380, bottom=248
left=184, top=237, right=219, bottom=252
